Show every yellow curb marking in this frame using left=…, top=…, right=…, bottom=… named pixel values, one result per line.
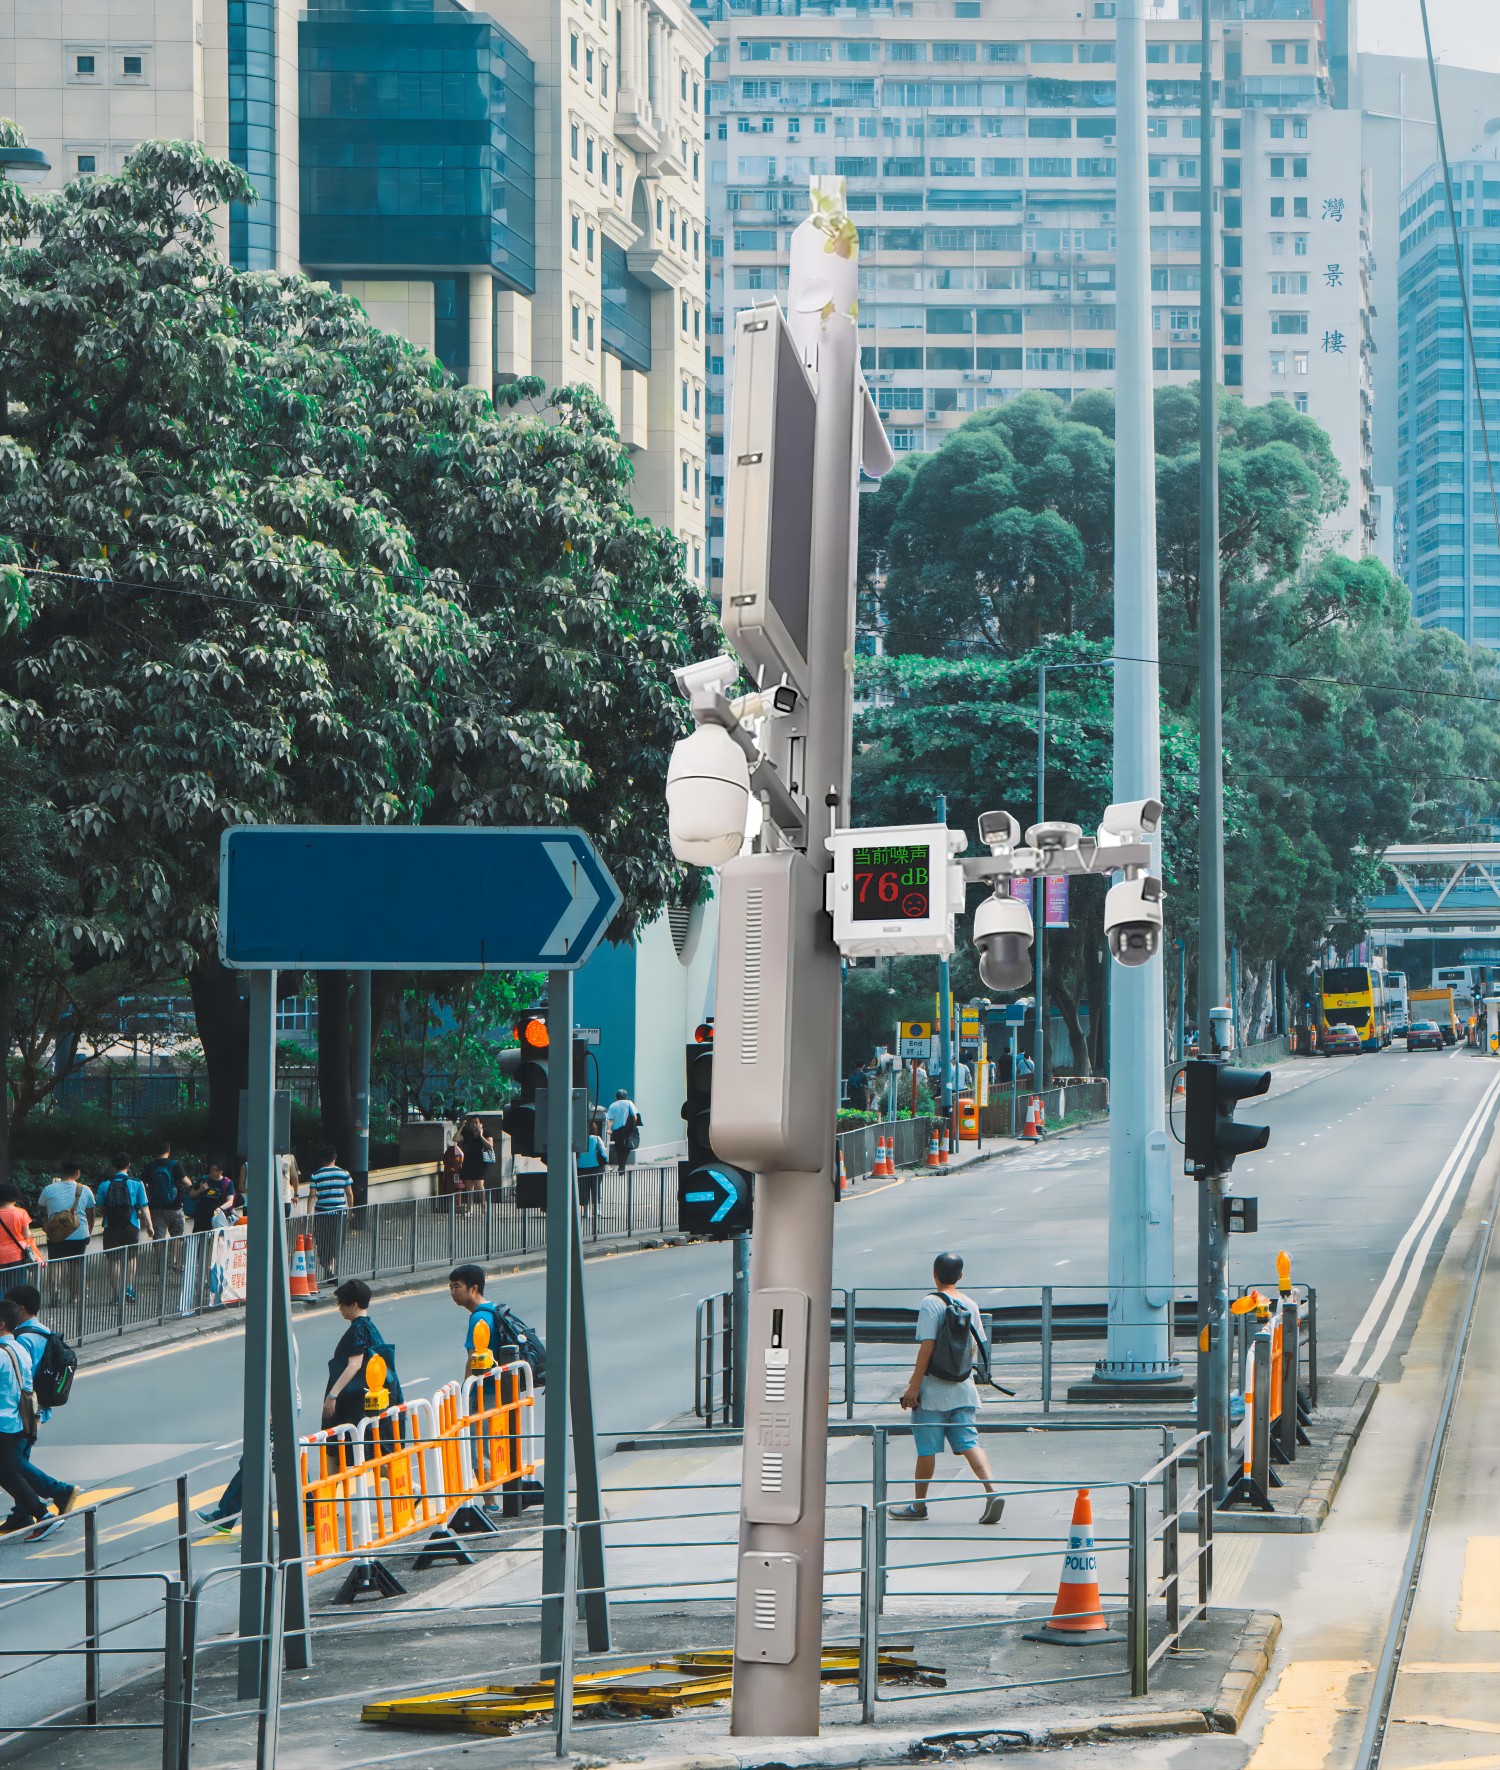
left=1245, top=1660, right=1369, bottom=1770
left=1459, top=1537, right=1500, bottom=1632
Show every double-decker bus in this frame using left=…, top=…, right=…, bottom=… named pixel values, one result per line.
left=1321, top=965, right=1387, bottom=1053
left=1384, top=969, right=1409, bottom=1038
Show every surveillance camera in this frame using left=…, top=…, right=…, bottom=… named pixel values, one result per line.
left=977, top=809, right=1022, bottom=852
left=672, top=654, right=741, bottom=703
left=1099, top=798, right=1164, bottom=843
left=666, top=724, right=752, bottom=867
left=1103, top=874, right=1164, bottom=968
left=1026, top=820, right=1083, bottom=854
left=771, top=683, right=800, bottom=715
left=973, top=891, right=1034, bottom=992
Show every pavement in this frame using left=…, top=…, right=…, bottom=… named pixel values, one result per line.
left=2, top=1045, right=1496, bottom=1764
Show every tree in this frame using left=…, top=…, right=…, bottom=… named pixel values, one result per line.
left=0, top=138, right=717, bottom=1163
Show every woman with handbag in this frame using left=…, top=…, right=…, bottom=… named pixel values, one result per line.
left=457, top=1117, right=496, bottom=1202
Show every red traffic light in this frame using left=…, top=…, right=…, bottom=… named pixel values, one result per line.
left=514, top=1015, right=549, bottom=1050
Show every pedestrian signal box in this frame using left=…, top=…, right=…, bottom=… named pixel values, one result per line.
left=680, top=1029, right=753, bottom=1237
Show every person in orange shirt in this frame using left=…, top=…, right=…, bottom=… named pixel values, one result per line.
left=0, top=1188, right=35, bottom=1280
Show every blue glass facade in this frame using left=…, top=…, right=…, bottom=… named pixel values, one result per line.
left=1396, top=155, right=1500, bottom=646
left=228, top=0, right=278, bottom=269
left=601, top=241, right=653, bottom=372
left=298, top=0, right=536, bottom=292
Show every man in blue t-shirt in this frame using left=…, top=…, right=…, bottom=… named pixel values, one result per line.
left=307, top=1148, right=352, bottom=1282
left=96, top=1156, right=153, bottom=1305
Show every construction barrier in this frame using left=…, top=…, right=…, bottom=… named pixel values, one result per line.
left=300, top=1358, right=537, bottom=1595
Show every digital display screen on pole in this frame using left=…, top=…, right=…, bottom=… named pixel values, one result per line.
left=850, top=843, right=932, bottom=922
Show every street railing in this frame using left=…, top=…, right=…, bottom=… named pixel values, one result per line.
left=978, top=1078, right=1109, bottom=1139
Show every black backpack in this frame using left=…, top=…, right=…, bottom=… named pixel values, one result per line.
left=492, top=1305, right=546, bottom=1388
left=141, top=1160, right=180, bottom=1212
left=19, top=1324, right=77, bottom=1410
left=925, top=1293, right=990, bottom=1386
left=101, top=1177, right=136, bottom=1236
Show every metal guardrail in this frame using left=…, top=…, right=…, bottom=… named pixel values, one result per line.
left=978, top=1078, right=1109, bottom=1139
left=7, top=1165, right=682, bottom=1346
left=695, top=1282, right=1320, bottom=1429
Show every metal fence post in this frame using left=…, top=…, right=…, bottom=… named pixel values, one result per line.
left=845, top=1285, right=857, bottom=1420
left=84, top=1508, right=101, bottom=1722
left=720, top=1290, right=733, bottom=1429
left=409, top=1199, right=419, bottom=1273
left=872, top=1427, right=889, bottom=1613
left=554, top=1526, right=579, bottom=1757
left=694, top=1299, right=705, bottom=1419
left=179, top=1587, right=199, bottom=1770
left=371, top=1202, right=383, bottom=1280
left=859, top=1505, right=879, bottom=1724
left=659, top=1166, right=667, bottom=1233
left=1303, top=1285, right=1318, bottom=1409
left=1041, top=1285, right=1054, bottom=1413
left=176, top=1473, right=192, bottom=1588
left=162, top=1580, right=186, bottom=1770
left=157, top=1238, right=170, bottom=1326
left=625, top=1169, right=634, bottom=1238
left=1128, top=1484, right=1149, bottom=1698
left=256, top=1564, right=286, bottom=1770
left=1160, top=1430, right=1179, bottom=1638
left=449, top=1195, right=457, bottom=1267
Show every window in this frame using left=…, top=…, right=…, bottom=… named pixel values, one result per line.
left=571, top=124, right=580, bottom=161
left=121, top=53, right=143, bottom=76
left=1270, top=273, right=1307, bottom=294
left=1031, top=43, right=1074, bottom=63
left=694, top=81, right=700, bottom=112
left=586, top=226, right=595, bottom=263
left=1271, top=41, right=1287, bottom=64
left=1146, top=43, right=1168, bottom=64
left=1270, top=351, right=1286, bottom=378
left=1293, top=196, right=1308, bottom=217
left=1292, top=117, right=1307, bottom=139
left=694, top=466, right=702, bottom=499
left=682, top=459, right=689, bottom=493
left=681, top=67, right=688, bottom=99
left=681, top=298, right=689, bottom=333
left=571, top=32, right=579, bottom=69
left=601, top=150, right=609, bottom=188
left=587, top=314, right=595, bottom=350
left=1271, top=196, right=1285, bottom=218
left=1270, top=157, right=1285, bottom=179
left=1270, top=118, right=1285, bottom=140
left=586, top=47, right=594, bottom=82
left=1294, top=351, right=1308, bottom=375
left=681, top=380, right=689, bottom=413
left=1294, top=233, right=1308, bottom=256
left=694, top=387, right=701, bottom=419
left=1294, top=41, right=1308, bottom=64
left=1291, top=157, right=1307, bottom=179
left=586, top=137, right=594, bottom=172
left=1270, top=311, right=1308, bottom=335
left=74, top=53, right=96, bottom=75
left=1293, top=393, right=1308, bottom=412
left=571, top=303, right=581, bottom=342
left=76, top=152, right=97, bottom=173
left=1028, top=157, right=1071, bottom=178
left=571, top=214, right=580, bottom=252
left=602, top=61, right=609, bottom=96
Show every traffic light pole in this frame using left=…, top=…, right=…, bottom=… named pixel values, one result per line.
left=1196, top=0, right=1231, bottom=1509
left=936, top=793, right=953, bottom=1114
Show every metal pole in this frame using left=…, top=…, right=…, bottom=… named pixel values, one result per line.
left=1008, top=1028, right=1018, bottom=1137
left=568, top=1197, right=610, bottom=1651
left=352, top=971, right=371, bottom=1207
left=237, top=970, right=276, bottom=1700
left=728, top=177, right=869, bottom=1738
left=1128, top=1483, right=1150, bottom=1697
left=936, top=794, right=953, bottom=1115
left=731, top=1232, right=750, bottom=1428
left=83, top=1509, right=100, bottom=1723
left=1097, top=0, right=1176, bottom=1393
left=163, top=1581, right=186, bottom=1770
left=1229, top=944, right=1240, bottom=1051
left=1195, top=0, right=1230, bottom=1506
left=541, top=970, right=575, bottom=1669
left=1034, top=667, right=1047, bottom=1089
left=1176, top=940, right=1187, bottom=1062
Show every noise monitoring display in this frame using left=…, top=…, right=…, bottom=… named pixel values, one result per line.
left=850, top=843, right=932, bottom=922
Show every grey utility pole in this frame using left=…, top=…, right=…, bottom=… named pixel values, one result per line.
left=714, top=180, right=893, bottom=1738
left=1195, top=0, right=1232, bottom=1504
left=936, top=793, right=953, bottom=1116
left=1089, top=0, right=1181, bottom=1397
left=352, top=971, right=371, bottom=1207
left=1034, top=671, right=1047, bottom=1090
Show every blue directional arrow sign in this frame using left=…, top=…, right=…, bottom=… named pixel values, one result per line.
left=684, top=1166, right=747, bottom=1226
left=219, top=825, right=622, bottom=971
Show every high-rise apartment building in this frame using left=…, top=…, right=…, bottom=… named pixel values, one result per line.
left=702, top=0, right=1375, bottom=588
left=1, top=0, right=712, bottom=576
left=1395, top=131, right=1500, bottom=644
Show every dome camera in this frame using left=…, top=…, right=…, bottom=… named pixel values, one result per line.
left=666, top=725, right=752, bottom=867
left=973, top=891, right=1035, bottom=992
left=1104, top=874, right=1164, bottom=968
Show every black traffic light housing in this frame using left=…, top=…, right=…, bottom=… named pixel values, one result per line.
left=501, top=1012, right=552, bottom=1160
left=678, top=1023, right=752, bottom=1238
left=1184, top=1057, right=1271, bottom=1180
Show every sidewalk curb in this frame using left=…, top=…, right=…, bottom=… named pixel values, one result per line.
left=1212, top=1379, right=1379, bottom=1535
left=1208, top=1611, right=1282, bottom=1731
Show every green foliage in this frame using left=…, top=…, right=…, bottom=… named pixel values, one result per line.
left=375, top=972, right=545, bottom=1119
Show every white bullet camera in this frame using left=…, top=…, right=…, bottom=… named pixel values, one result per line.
left=973, top=891, right=1035, bottom=992
left=666, top=724, right=752, bottom=867
left=1097, top=798, right=1164, bottom=845
left=1103, top=874, right=1164, bottom=967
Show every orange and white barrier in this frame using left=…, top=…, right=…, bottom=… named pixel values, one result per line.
left=926, top=1131, right=941, bottom=1168
left=289, top=1234, right=316, bottom=1302
left=938, top=1127, right=950, bottom=1166
left=1021, top=1097, right=1042, bottom=1141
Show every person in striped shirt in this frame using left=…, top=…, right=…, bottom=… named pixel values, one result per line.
left=308, top=1149, right=352, bottom=1284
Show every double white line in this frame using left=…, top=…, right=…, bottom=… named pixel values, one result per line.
left=1336, top=1070, right=1500, bottom=1380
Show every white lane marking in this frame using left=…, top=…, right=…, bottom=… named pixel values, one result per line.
left=1337, top=1070, right=1500, bottom=1376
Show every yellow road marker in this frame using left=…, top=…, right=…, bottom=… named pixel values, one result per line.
left=1245, top=1660, right=1369, bottom=1770
left=1458, top=1537, right=1500, bottom=1633
left=29, top=1489, right=223, bottom=1560
left=70, top=1486, right=133, bottom=1509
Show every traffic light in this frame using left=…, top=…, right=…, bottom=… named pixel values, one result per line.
left=502, top=1012, right=551, bottom=1159
left=679, top=1024, right=752, bottom=1237
left=1183, top=1058, right=1271, bottom=1180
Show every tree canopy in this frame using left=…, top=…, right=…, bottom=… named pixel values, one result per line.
left=0, top=138, right=716, bottom=1164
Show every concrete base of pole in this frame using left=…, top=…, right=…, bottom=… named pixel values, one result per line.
left=1066, top=1372, right=1195, bottom=1404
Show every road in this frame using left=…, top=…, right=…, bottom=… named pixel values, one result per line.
left=2, top=1043, right=1495, bottom=1740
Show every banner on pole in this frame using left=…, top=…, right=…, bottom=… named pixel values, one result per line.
left=1045, top=874, right=1069, bottom=929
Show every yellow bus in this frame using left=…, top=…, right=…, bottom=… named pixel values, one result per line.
left=1321, top=966, right=1387, bottom=1054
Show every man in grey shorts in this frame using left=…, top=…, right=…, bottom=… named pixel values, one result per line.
left=890, top=1251, right=1005, bottom=1524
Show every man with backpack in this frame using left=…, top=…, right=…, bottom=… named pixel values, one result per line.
left=891, top=1252, right=1005, bottom=1525
left=448, top=1265, right=545, bottom=1385
left=0, top=1298, right=52, bottom=1536
left=139, top=1139, right=187, bottom=1239
left=96, top=1156, right=153, bottom=1304
left=5, top=1285, right=76, bottom=1532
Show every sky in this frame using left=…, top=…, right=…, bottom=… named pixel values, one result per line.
left=1358, top=0, right=1500, bottom=73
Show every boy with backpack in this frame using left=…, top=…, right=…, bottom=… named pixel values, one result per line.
left=96, top=1156, right=153, bottom=1304
left=891, top=1251, right=1005, bottom=1525
left=139, top=1140, right=187, bottom=1239
left=5, top=1285, right=77, bottom=1534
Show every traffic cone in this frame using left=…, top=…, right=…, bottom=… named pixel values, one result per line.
left=290, top=1234, right=313, bottom=1301
left=1022, top=1097, right=1040, bottom=1141
left=302, top=1234, right=320, bottom=1301
left=939, top=1126, right=951, bottom=1165
left=838, top=1149, right=848, bottom=1196
left=1025, top=1489, right=1118, bottom=1644
left=926, top=1131, right=941, bottom=1168
left=1036, top=1096, right=1047, bottom=1136
left=875, top=1135, right=893, bottom=1178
